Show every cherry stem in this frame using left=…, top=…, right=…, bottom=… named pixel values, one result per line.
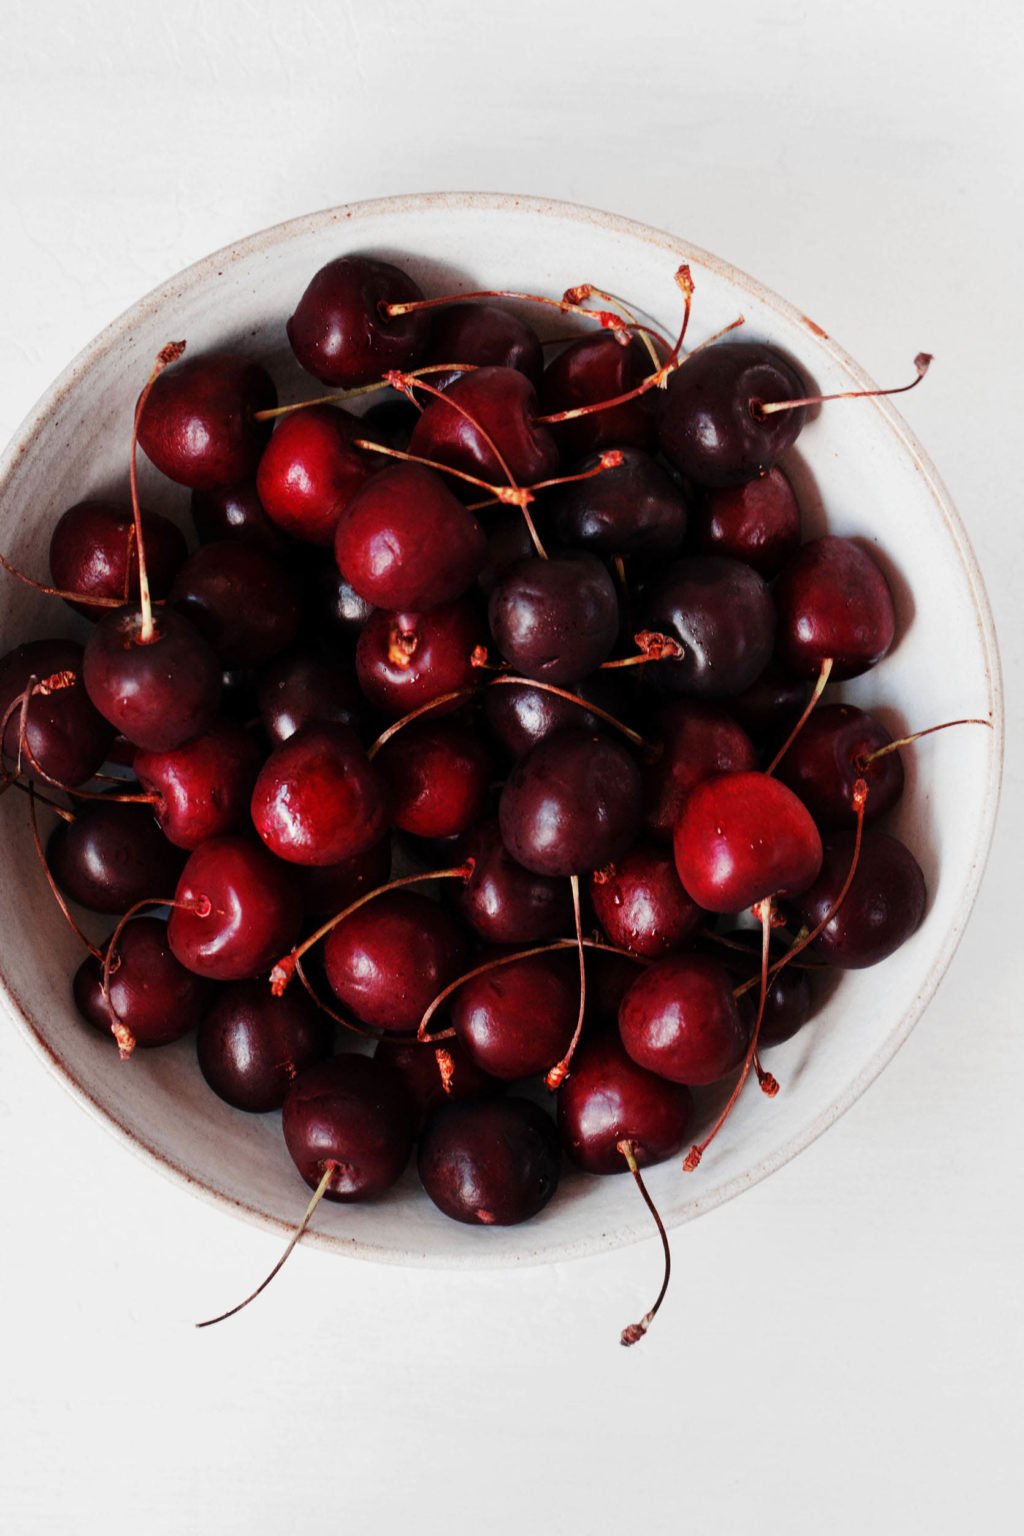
left=196, top=1160, right=337, bottom=1328
left=26, top=784, right=102, bottom=959
left=2, top=778, right=75, bottom=820
left=617, top=1138, right=672, bottom=1346
left=564, top=284, right=668, bottom=371
left=486, top=674, right=657, bottom=758
left=600, top=631, right=684, bottom=668
left=251, top=363, right=482, bottom=421
left=100, top=892, right=210, bottom=1059
left=856, top=716, right=992, bottom=769
left=754, top=352, right=933, bottom=419
left=131, top=341, right=185, bottom=643
left=293, top=954, right=380, bottom=1039
left=366, top=688, right=479, bottom=759
left=434, top=1047, right=457, bottom=1096
left=765, top=656, right=834, bottom=775
left=0, top=551, right=133, bottom=608
left=545, top=874, right=587, bottom=1090
left=754, top=1048, right=780, bottom=1097
left=463, top=447, right=624, bottom=511
left=381, top=287, right=634, bottom=340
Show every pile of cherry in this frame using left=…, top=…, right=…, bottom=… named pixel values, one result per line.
left=0, top=251, right=973, bottom=1343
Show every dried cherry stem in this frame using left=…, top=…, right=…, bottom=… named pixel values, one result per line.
left=563, top=283, right=669, bottom=370
left=486, top=674, right=657, bottom=758
left=381, top=287, right=634, bottom=340
left=196, top=1160, right=337, bottom=1329
left=0, top=551, right=132, bottom=608
left=131, top=341, right=186, bottom=643
left=765, top=656, right=834, bottom=775
left=855, top=716, right=992, bottom=769
left=100, top=892, right=211, bottom=1059
left=753, top=1049, right=780, bottom=1097
left=545, top=874, right=587, bottom=1090
left=754, top=352, right=932, bottom=419
left=617, top=1138, right=672, bottom=1347
left=292, top=955, right=380, bottom=1039
left=251, top=363, right=482, bottom=422
left=435, top=1047, right=457, bottom=1095
left=600, top=631, right=684, bottom=669
left=367, top=688, right=479, bottom=759
left=463, top=449, right=625, bottom=512
left=26, top=785, right=102, bottom=959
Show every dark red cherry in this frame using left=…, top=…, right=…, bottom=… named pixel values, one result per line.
left=374, top=717, right=490, bottom=840
left=335, top=463, right=486, bottom=611
left=251, top=722, right=387, bottom=867
left=657, top=341, right=806, bottom=487
left=590, top=845, right=702, bottom=957
left=452, top=819, right=573, bottom=944
left=83, top=608, right=222, bottom=752
left=197, top=982, right=331, bottom=1112
left=483, top=669, right=633, bottom=761
left=168, top=835, right=302, bottom=981
left=258, top=651, right=365, bottom=746
left=781, top=830, right=926, bottom=969
left=170, top=540, right=300, bottom=667
left=476, top=506, right=537, bottom=596
left=134, top=720, right=261, bottom=849
left=729, top=662, right=810, bottom=744
left=137, top=352, right=276, bottom=491
left=359, top=399, right=420, bottom=452
left=619, top=953, right=747, bottom=1085
left=558, top=1032, right=693, bottom=1173
left=639, top=556, right=775, bottom=697
left=500, top=728, right=642, bottom=877
left=488, top=553, right=619, bottom=684
left=452, top=950, right=579, bottom=1080
left=0, top=638, right=113, bottom=786
left=409, top=366, right=559, bottom=487
left=732, top=948, right=814, bottom=1045
left=690, top=466, right=801, bottom=577
left=425, top=302, right=543, bottom=391
left=190, top=481, right=286, bottom=553
left=774, top=704, right=904, bottom=830
left=642, top=700, right=757, bottom=844
left=674, top=770, right=822, bottom=913
left=418, top=1097, right=561, bottom=1225
left=48, top=797, right=185, bottom=913
left=550, top=447, right=688, bottom=555
left=323, top=890, right=469, bottom=1032
left=256, top=405, right=371, bottom=546
left=540, top=333, right=657, bottom=458
left=283, top=1054, right=414, bottom=1199
left=287, top=255, right=430, bottom=388
left=297, top=834, right=392, bottom=917
left=355, top=599, right=485, bottom=717
left=775, top=536, right=896, bottom=679
left=304, top=562, right=376, bottom=644
left=373, top=1034, right=498, bottom=1134
left=74, top=917, right=212, bottom=1048
left=49, top=500, right=186, bottom=620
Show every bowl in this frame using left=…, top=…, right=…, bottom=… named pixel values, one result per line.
left=0, top=192, right=1003, bottom=1267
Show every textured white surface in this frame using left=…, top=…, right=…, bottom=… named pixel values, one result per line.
left=0, top=3, right=1021, bottom=1533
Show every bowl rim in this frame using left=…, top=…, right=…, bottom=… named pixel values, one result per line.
left=0, top=190, right=1005, bottom=1268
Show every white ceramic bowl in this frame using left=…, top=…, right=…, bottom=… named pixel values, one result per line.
left=0, top=193, right=1003, bottom=1267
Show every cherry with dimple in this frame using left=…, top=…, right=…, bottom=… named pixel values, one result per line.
left=591, top=845, right=702, bottom=957
left=134, top=720, right=262, bottom=849
left=287, top=255, right=430, bottom=387
left=773, top=703, right=904, bottom=830
left=674, top=769, right=822, bottom=913
left=168, top=834, right=302, bottom=982
left=418, top=1097, right=561, bottom=1226
left=251, top=722, right=388, bottom=867
left=639, top=555, right=775, bottom=698
left=355, top=598, right=486, bottom=717
left=75, top=916, right=212, bottom=1054
left=323, top=889, right=469, bottom=1032
left=409, top=366, right=559, bottom=487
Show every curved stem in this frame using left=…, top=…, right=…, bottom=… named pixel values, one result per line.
left=618, top=1139, right=672, bottom=1347
left=252, top=362, right=482, bottom=422
left=367, top=688, right=479, bottom=760
left=486, top=674, right=657, bottom=758
left=856, top=716, right=992, bottom=769
left=755, top=353, right=932, bottom=418
left=131, top=341, right=185, bottom=643
left=545, top=874, right=587, bottom=1090
left=382, top=288, right=634, bottom=336
left=26, top=785, right=102, bottom=959
left=101, top=892, right=210, bottom=1058
left=765, top=656, right=834, bottom=775
left=0, top=551, right=131, bottom=608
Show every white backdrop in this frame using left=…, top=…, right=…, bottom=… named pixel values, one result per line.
left=1, top=3, right=1021, bottom=1532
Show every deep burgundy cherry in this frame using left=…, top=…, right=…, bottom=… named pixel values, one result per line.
left=282, top=1054, right=415, bottom=1199
left=452, top=819, right=573, bottom=944
left=49, top=500, right=186, bottom=619
left=168, top=835, right=302, bottom=981
left=134, top=720, right=262, bottom=849
left=287, top=255, right=430, bottom=388
left=499, top=728, right=643, bottom=877
left=590, top=845, right=703, bottom=957
left=256, top=405, right=371, bottom=546
left=425, top=302, right=543, bottom=391
left=74, top=917, right=212, bottom=1049
left=488, top=553, right=620, bottom=684
left=483, top=669, right=634, bottom=762
left=190, top=481, right=287, bottom=553
left=374, top=717, right=490, bottom=840
left=137, top=352, right=276, bottom=491
left=452, top=950, right=579, bottom=1080
left=257, top=650, right=365, bottom=746
left=540, top=333, right=657, bottom=459
left=251, top=722, right=388, bottom=867
left=774, top=704, right=904, bottom=830
left=303, top=562, right=377, bottom=644
left=355, top=599, right=485, bottom=717
left=297, top=834, right=392, bottom=917
left=0, top=638, right=113, bottom=786
left=618, top=953, right=748, bottom=1085
left=196, top=982, right=331, bottom=1112
left=409, top=366, right=559, bottom=487
left=373, top=1034, right=498, bottom=1134
left=335, top=463, right=486, bottom=611
left=476, top=506, right=537, bottom=596
left=47, top=797, right=186, bottom=914
left=729, top=662, right=810, bottom=744
left=323, top=890, right=469, bottom=1032
left=690, top=466, right=801, bottom=577
left=732, top=946, right=814, bottom=1045
left=558, top=1031, right=693, bottom=1173
left=360, top=399, right=420, bottom=452
left=550, top=447, right=688, bottom=555
left=418, top=1097, right=561, bottom=1225
left=642, top=700, right=757, bottom=844
left=774, top=536, right=897, bottom=679
left=657, top=341, right=806, bottom=487
left=639, top=556, right=775, bottom=697
left=674, top=770, right=823, bottom=913
left=170, top=540, right=300, bottom=667
left=83, top=608, right=222, bottom=752
left=781, top=830, right=926, bottom=968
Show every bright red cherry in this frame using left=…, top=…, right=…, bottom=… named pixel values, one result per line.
left=168, top=835, right=302, bottom=981
left=287, top=255, right=430, bottom=387
left=558, top=1031, right=693, bottom=1173
left=256, top=405, right=371, bottom=546
left=409, top=366, right=559, bottom=487
left=251, top=722, right=388, bottom=867
left=323, top=891, right=469, bottom=1032
left=590, top=845, right=703, bottom=957
left=673, top=770, right=823, bottom=913
left=134, top=720, right=262, bottom=849
left=618, top=953, right=747, bottom=1084
left=137, top=351, right=276, bottom=490
left=49, top=500, right=186, bottom=620
left=774, top=536, right=896, bottom=679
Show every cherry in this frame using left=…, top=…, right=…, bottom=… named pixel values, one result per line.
left=360, top=398, right=420, bottom=452
left=47, top=797, right=186, bottom=913
left=297, top=834, right=392, bottom=917
left=335, top=463, right=486, bottom=611
left=773, top=704, right=904, bottom=830
left=355, top=599, right=485, bottom=717
left=674, top=770, right=823, bottom=913
left=134, top=720, right=262, bottom=849
left=591, top=845, right=702, bottom=957
left=638, top=556, right=775, bottom=697
left=374, top=1034, right=498, bottom=1134
left=489, top=553, right=619, bottom=684
left=137, top=351, right=276, bottom=490
left=774, top=536, right=896, bottom=679
left=417, top=1097, right=561, bottom=1225
left=0, top=638, right=113, bottom=786
left=281, top=1053, right=414, bottom=1199
left=304, top=562, right=376, bottom=644
left=424, top=302, right=543, bottom=391
left=323, top=890, right=469, bottom=1031
left=190, top=481, right=286, bottom=553
left=550, top=447, right=688, bottom=555
left=499, top=727, right=643, bottom=877
left=618, top=953, right=747, bottom=1084
left=196, top=982, right=331, bottom=1112
left=408, top=366, right=559, bottom=487
left=452, top=949, right=579, bottom=1080
left=169, top=540, right=300, bottom=667
left=558, top=1031, right=693, bottom=1173
left=168, top=835, right=302, bottom=981
left=49, top=500, right=186, bottom=620
left=729, top=662, right=810, bottom=744
left=251, top=722, right=388, bottom=866
left=540, top=333, right=657, bottom=458
left=256, top=405, right=371, bottom=546
left=374, top=717, right=490, bottom=840
left=483, top=670, right=633, bottom=761
left=642, top=700, right=757, bottom=845
left=734, top=955, right=813, bottom=1046
left=452, top=819, right=573, bottom=944
left=74, top=916, right=212, bottom=1050
left=83, top=607, right=222, bottom=752
left=781, top=830, right=926, bottom=968
left=257, top=650, right=366, bottom=746
left=657, top=341, right=806, bottom=487
left=287, top=255, right=430, bottom=387
left=689, top=465, right=801, bottom=577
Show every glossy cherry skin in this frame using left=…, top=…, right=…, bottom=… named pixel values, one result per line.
left=551, top=447, right=688, bottom=555
left=83, top=608, right=222, bottom=752
left=452, top=819, right=573, bottom=944
left=452, top=950, right=579, bottom=1080
left=690, top=466, right=801, bottom=577
left=0, top=638, right=113, bottom=786
left=734, top=956, right=814, bottom=1046
left=170, top=540, right=300, bottom=667
left=674, top=771, right=823, bottom=913
left=374, top=717, right=490, bottom=840
left=774, top=536, right=896, bottom=679
left=488, top=553, right=619, bottom=685
left=304, top=562, right=376, bottom=644
left=774, top=704, right=904, bottom=831
left=729, top=662, right=810, bottom=744
left=283, top=1054, right=415, bottom=1200
left=48, top=798, right=186, bottom=913
left=74, top=917, right=212, bottom=1048
left=287, top=255, right=430, bottom=388
left=251, top=722, right=388, bottom=867
left=483, top=669, right=633, bottom=762
left=137, top=352, right=276, bottom=491
left=297, top=834, right=392, bottom=917
left=49, top=500, right=186, bottom=620
left=418, top=1097, right=561, bottom=1225
left=425, top=302, right=543, bottom=391
left=335, top=463, right=486, bottom=611
left=658, top=341, right=806, bottom=488
left=134, top=720, right=262, bottom=849
left=355, top=599, right=485, bottom=717
left=196, top=982, right=331, bottom=1112
left=639, top=556, right=775, bottom=698
left=619, top=953, right=747, bottom=1085
left=781, top=830, right=926, bottom=969
left=374, top=1034, right=498, bottom=1135
left=499, top=728, right=643, bottom=878
left=168, top=835, right=302, bottom=981
left=323, top=890, right=469, bottom=1032
left=190, top=481, right=286, bottom=553
left=409, top=366, right=559, bottom=487
left=591, top=845, right=703, bottom=957
left=258, top=651, right=365, bottom=746
left=540, top=333, right=657, bottom=459
left=256, top=405, right=371, bottom=546
left=642, top=701, right=757, bottom=844
left=558, top=1031, right=693, bottom=1173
